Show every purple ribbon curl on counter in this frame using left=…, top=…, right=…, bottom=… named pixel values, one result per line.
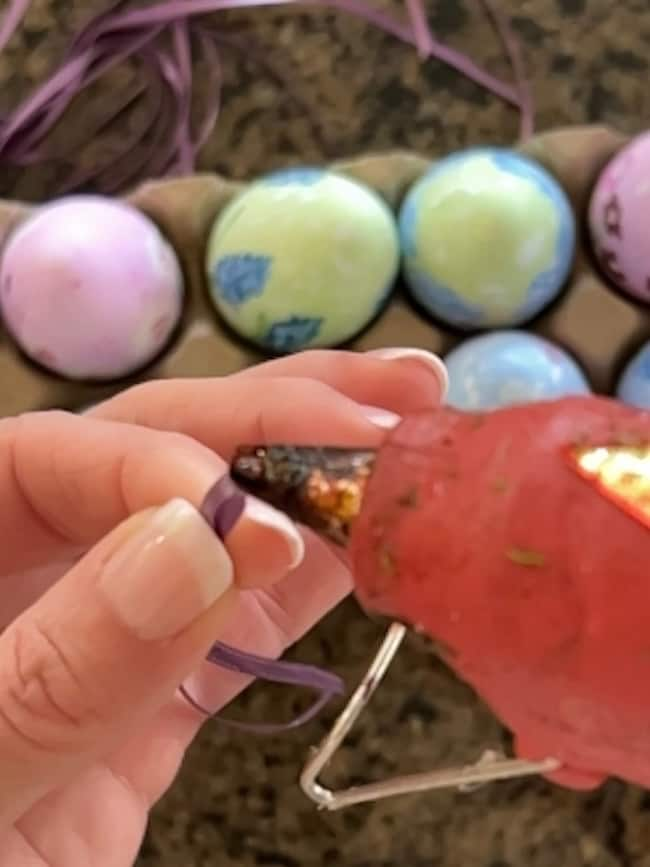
left=1, top=0, right=532, bottom=196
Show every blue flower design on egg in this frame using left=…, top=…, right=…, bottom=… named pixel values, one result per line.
left=264, top=316, right=323, bottom=352
left=213, top=254, right=271, bottom=306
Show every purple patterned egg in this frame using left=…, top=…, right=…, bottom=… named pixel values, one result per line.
left=0, top=196, right=184, bottom=380
left=588, top=132, right=650, bottom=304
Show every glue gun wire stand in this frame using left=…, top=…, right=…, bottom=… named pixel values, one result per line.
left=300, top=621, right=558, bottom=811
left=230, top=444, right=561, bottom=810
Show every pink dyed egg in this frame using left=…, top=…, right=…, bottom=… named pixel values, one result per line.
left=588, top=132, right=650, bottom=304
left=0, top=196, right=184, bottom=380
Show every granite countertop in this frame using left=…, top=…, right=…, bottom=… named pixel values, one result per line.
left=3, top=1, right=650, bottom=865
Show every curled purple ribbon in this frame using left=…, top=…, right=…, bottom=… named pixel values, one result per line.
left=0, top=0, right=532, bottom=195
left=182, top=476, right=345, bottom=733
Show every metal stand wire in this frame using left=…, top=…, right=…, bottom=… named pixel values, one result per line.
left=300, top=622, right=560, bottom=811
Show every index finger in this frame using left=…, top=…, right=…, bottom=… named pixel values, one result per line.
left=90, top=375, right=396, bottom=459
left=89, top=347, right=446, bottom=460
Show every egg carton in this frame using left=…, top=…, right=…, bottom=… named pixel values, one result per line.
left=0, top=124, right=647, bottom=419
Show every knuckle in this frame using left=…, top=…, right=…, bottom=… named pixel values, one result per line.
left=0, top=411, right=48, bottom=450
left=0, top=619, right=100, bottom=753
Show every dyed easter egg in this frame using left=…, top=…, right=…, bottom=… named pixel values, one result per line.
left=617, top=341, right=650, bottom=409
left=588, top=132, right=650, bottom=303
left=205, top=168, right=399, bottom=353
left=445, top=330, right=591, bottom=411
left=399, top=148, right=576, bottom=329
left=0, top=196, right=183, bottom=380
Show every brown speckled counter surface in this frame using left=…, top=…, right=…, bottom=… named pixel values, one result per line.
left=3, top=1, right=650, bottom=865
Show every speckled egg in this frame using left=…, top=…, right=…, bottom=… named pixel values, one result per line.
left=445, top=330, right=591, bottom=411
left=399, top=148, right=576, bottom=329
left=617, top=341, right=650, bottom=409
left=588, top=132, right=650, bottom=304
left=205, top=167, right=400, bottom=353
left=0, top=196, right=184, bottom=381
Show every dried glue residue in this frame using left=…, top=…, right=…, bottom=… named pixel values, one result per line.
left=396, top=486, right=419, bottom=508
left=568, top=443, right=650, bottom=530
left=378, top=543, right=398, bottom=577
left=506, top=547, right=546, bottom=567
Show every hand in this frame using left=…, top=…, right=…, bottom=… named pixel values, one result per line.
left=0, top=348, right=445, bottom=866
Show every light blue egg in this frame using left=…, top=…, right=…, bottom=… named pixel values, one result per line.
left=398, top=148, right=576, bottom=329
left=617, top=342, right=650, bottom=409
left=445, top=331, right=591, bottom=411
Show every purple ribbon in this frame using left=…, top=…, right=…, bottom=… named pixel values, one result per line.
left=0, top=0, right=532, bottom=195
left=183, top=475, right=345, bottom=733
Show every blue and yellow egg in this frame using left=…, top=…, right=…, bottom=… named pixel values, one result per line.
left=205, top=168, right=400, bottom=353
left=398, top=148, right=576, bottom=330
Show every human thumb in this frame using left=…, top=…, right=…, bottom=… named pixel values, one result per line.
left=0, top=498, right=235, bottom=826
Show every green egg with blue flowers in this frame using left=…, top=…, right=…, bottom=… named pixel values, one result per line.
left=205, top=168, right=400, bottom=353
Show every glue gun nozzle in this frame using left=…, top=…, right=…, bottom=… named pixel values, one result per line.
left=230, top=445, right=377, bottom=545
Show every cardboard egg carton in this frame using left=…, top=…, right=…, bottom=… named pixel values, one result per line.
left=0, top=124, right=647, bottom=418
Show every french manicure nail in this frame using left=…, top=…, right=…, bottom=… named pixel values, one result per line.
left=243, top=499, right=305, bottom=569
left=368, top=347, right=449, bottom=397
left=360, top=405, right=402, bottom=429
left=101, top=498, right=234, bottom=640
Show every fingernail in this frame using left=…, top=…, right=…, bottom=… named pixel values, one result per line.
left=360, top=405, right=402, bottom=429
left=368, top=347, right=449, bottom=398
left=101, top=499, right=234, bottom=640
left=200, top=475, right=246, bottom=539
left=243, top=498, right=305, bottom=569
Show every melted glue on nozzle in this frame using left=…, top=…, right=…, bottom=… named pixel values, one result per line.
left=231, top=445, right=377, bottom=546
